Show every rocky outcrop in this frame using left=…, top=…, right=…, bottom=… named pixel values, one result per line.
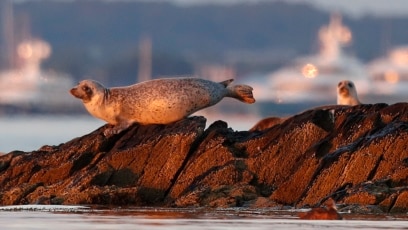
left=1, top=103, right=408, bottom=213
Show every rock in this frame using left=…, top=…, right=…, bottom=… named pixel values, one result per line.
left=1, top=103, right=408, bottom=213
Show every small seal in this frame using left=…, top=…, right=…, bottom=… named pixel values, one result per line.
left=70, top=77, right=255, bottom=136
left=249, top=116, right=285, bottom=132
left=337, top=80, right=361, bottom=106
left=250, top=80, right=360, bottom=132
left=298, top=198, right=343, bottom=220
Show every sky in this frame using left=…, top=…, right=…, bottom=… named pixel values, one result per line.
left=298, top=0, right=408, bottom=18
left=11, top=0, right=408, bottom=18
left=135, top=0, right=408, bottom=18
left=173, top=0, right=408, bottom=18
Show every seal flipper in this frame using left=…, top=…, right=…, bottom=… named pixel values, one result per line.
left=218, top=79, right=234, bottom=87
left=103, top=121, right=133, bottom=137
left=226, top=84, right=256, bottom=104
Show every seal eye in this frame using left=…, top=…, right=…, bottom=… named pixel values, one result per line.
left=82, top=85, right=93, bottom=98
left=82, top=85, right=91, bottom=93
left=338, top=82, right=342, bottom=87
left=348, top=82, right=353, bottom=88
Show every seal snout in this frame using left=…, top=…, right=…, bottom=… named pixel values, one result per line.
left=337, top=81, right=351, bottom=96
left=70, top=87, right=83, bottom=99
left=70, top=87, right=78, bottom=96
left=338, top=85, right=349, bottom=96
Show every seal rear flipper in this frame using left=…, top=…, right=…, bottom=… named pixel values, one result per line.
left=218, top=79, right=234, bottom=87
left=227, top=84, right=256, bottom=104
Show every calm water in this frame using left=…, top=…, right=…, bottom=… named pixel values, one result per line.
left=0, top=206, right=407, bottom=230
left=0, top=115, right=104, bottom=153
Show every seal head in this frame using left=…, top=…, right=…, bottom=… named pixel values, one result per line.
left=337, top=80, right=361, bottom=106
left=70, top=80, right=115, bottom=124
left=70, top=80, right=106, bottom=103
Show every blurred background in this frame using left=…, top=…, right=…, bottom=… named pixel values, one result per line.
left=1, top=0, right=408, bottom=152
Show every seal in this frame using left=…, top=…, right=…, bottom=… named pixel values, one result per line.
left=337, top=80, right=361, bottom=106
left=249, top=116, right=285, bottom=132
left=250, top=79, right=361, bottom=132
left=70, top=77, right=255, bottom=136
left=298, top=198, right=342, bottom=220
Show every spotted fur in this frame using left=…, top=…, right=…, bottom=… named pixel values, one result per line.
left=70, top=77, right=255, bottom=136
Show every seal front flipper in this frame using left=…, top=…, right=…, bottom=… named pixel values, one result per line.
left=104, top=122, right=133, bottom=137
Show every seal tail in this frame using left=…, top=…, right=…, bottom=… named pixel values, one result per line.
left=225, top=84, right=256, bottom=104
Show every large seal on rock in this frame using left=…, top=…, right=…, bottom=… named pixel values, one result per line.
left=337, top=80, right=361, bottom=106
left=70, top=77, right=255, bottom=136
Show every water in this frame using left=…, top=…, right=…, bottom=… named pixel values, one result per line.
left=0, top=206, right=407, bottom=230
left=0, top=115, right=104, bottom=153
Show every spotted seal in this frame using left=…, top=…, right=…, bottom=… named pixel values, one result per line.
left=70, top=77, right=255, bottom=136
left=337, top=80, right=361, bottom=106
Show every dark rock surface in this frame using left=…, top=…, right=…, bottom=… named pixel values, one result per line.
left=1, top=103, right=408, bottom=213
